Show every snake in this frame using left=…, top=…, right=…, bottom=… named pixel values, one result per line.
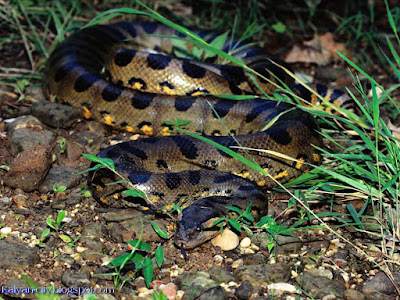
left=43, top=22, right=353, bottom=249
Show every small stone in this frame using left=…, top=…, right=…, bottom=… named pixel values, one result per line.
left=4, top=145, right=52, bottom=192
left=61, top=270, right=91, bottom=288
left=75, top=246, right=87, bottom=253
left=235, top=280, right=253, bottom=300
left=208, top=265, right=236, bottom=283
left=0, top=241, right=40, bottom=268
left=13, top=194, right=28, bottom=208
left=5, top=115, right=42, bottom=133
left=39, top=166, right=82, bottom=193
left=25, top=86, right=46, bottom=101
left=8, top=127, right=55, bottom=155
left=232, top=259, right=244, bottom=269
left=235, top=263, right=291, bottom=286
left=4, top=278, right=32, bottom=299
left=343, top=289, right=365, bottom=300
left=268, top=283, right=299, bottom=295
left=31, top=101, right=81, bottom=128
left=275, top=234, right=302, bottom=254
left=306, top=268, right=333, bottom=280
left=362, top=271, right=400, bottom=297
left=0, top=227, right=12, bottom=235
left=240, top=237, right=251, bottom=248
left=211, top=228, right=239, bottom=251
left=160, top=283, right=177, bottom=300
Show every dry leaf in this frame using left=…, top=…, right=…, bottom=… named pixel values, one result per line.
left=285, top=32, right=346, bottom=64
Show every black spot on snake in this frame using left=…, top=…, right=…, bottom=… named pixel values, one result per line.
left=141, top=22, right=157, bottom=34
left=131, top=92, right=156, bottom=109
left=128, top=77, right=147, bottom=90
left=156, top=159, right=168, bottom=169
left=212, top=101, right=236, bottom=118
left=159, top=81, right=175, bottom=90
left=238, top=185, right=257, bottom=191
left=188, top=171, right=201, bottom=186
left=137, top=121, right=152, bottom=130
left=74, top=73, right=98, bottom=92
left=121, top=144, right=148, bottom=160
left=269, top=127, right=292, bottom=145
left=316, top=83, right=327, bottom=97
left=214, top=174, right=232, bottom=184
left=219, top=65, right=247, bottom=85
left=165, top=173, right=182, bottom=190
left=147, top=54, right=172, bottom=70
left=128, top=171, right=151, bottom=185
left=186, top=88, right=209, bottom=96
left=102, top=84, right=122, bottom=102
left=114, top=50, right=136, bottom=67
left=54, top=61, right=77, bottom=82
left=329, top=89, right=344, bottom=102
left=115, top=22, right=137, bottom=37
left=175, top=96, right=196, bottom=112
left=182, top=61, right=206, bottom=79
left=246, top=102, right=276, bottom=123
left=168, top=136, right=199, bottom=160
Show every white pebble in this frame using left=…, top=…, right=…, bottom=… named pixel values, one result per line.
left=211, top=228, right=239, bottom=251
left=0, top=227, right=12, bottom=235
left=240, top=237, right=251, bottom=248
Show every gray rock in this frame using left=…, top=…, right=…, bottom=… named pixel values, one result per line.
left=344, top=289, right=365, bottom=300
left=0, top=241, right=40, bottom=268
left=25, top=86, right=46, bottom=101
left=208, top=265, right=236, bottom=283
left=8, top=127, right=56, bottom=155
left=103, top=209, right=141, bottom=222
left=120, top=215, right=167, bottom=243
left=362, top=271, right=400, bottom=298
left=234, top=263, right=290, bottom=286
left=3, top=278, right=34, bottom=299
left=6, top=115, right=42, bottom=133
left=275, top=235, right=302, bottom=255
left=61, top=270, right=91, bottom=288
left=31, top=101, right=81, bottom=128
left=39, top=166, right=82, bottom=193
left=4, top=145, right=52, bottom=192
left=66, top=188, right=84, bottom=205
left=175, top=271, right=226, bottom=300
left=80, top=223, right=105, bottom=243
left=235, top=280, right=253, bottom=300
left=296, top=272, right=346, bottom=299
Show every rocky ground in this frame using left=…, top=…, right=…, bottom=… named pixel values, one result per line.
left=0, top=85, right=399, bottom=300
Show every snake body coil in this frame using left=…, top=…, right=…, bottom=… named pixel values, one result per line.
left=44, top=22, right=340, bottom=248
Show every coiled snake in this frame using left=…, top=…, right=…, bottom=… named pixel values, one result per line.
left=44, top=22, right=351, bottom=249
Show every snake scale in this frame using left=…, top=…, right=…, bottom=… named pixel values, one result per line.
left=44, top=22, right=352, bottom=249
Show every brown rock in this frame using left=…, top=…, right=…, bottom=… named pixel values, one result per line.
left=4, top=145, right=52, bottom=192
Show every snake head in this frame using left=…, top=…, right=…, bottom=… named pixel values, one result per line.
left=175, top=199, right=222, bottom=249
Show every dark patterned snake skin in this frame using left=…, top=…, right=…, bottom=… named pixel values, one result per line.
left=44, top=22, right=353, bottom=248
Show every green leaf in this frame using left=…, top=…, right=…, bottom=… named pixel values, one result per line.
left=123, top=189, right=147, bottom=199
left=56, top=210, right=66, bottom=224
left=108, top=252, right=144, bottom=268
left=41, top=228, right=50, bottom=239
left=126, top=240, right=152, bottom=252
left=46, top=218, right=57, bottom=230
left=228, top=219, right=241, bottom=232
left=59, top=234, right=71, bottom=243
left=155, top=245, right=164, bottom=268
left=225, top=206, right=243, bottom=215
left=346, top=204, right=365, bottom=230
left=272, top=21, right=286, bottom=33
left=143, top=257, right=154, bottom=287
left=151, top=221, right=169, bottom=239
